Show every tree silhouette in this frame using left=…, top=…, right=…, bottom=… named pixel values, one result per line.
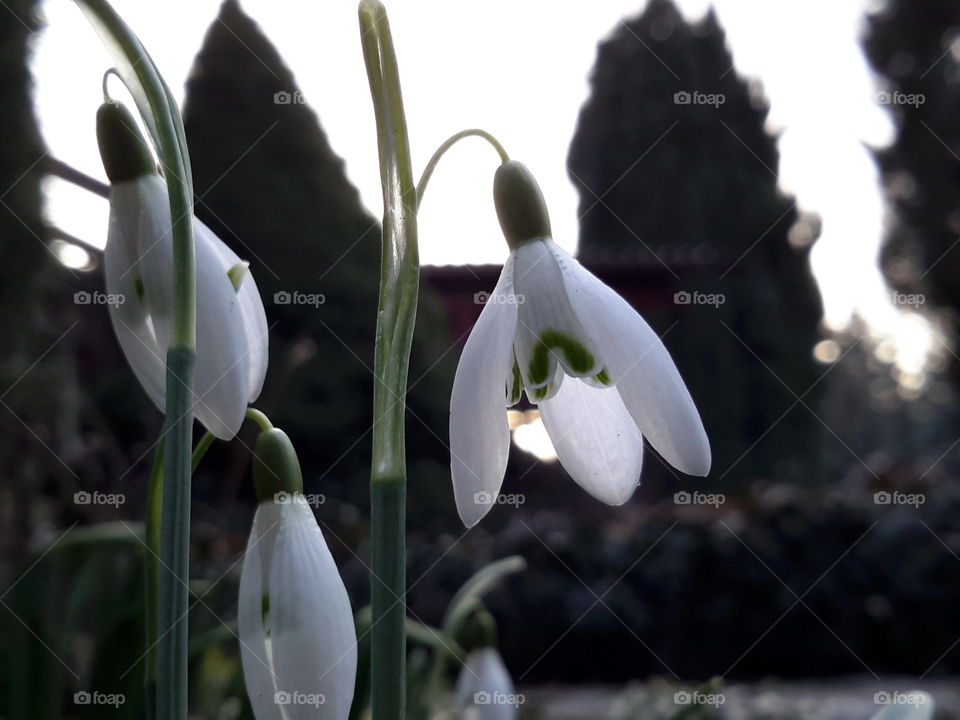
left=182, top=0, right=456, bottom=518
left=568, top=0, right=823, bottom=484
left=864, top=0, right=960, bottom=382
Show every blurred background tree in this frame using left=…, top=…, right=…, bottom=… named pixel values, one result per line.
left=182, top=0, right=457, bottom=527
left=568, top=0, right=824, bottom=488
left=864, top=0, right=960, bottom=385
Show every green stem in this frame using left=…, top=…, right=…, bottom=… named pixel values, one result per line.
left=156, top=347, right=195, bottom=720
left=359, top=2, right=419, bottom=718
left=145, top=440, right=164, bottom=720
left=75, top=6, right=198, bottom=719
left=416, top=129, right=509, bottom=210
left=244, top=407, right=274, bottom=432
left=191, top=432, right=216, bottom=472
left=144, top=427, right=215, bottom=720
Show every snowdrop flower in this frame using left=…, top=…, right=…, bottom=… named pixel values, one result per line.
left=97, top=101, right=268, bottom=440
left=450, top=161, right=710, bottom=526
left=455, top=647, right=519, bottom=720
left=239, top=428, right=357, bottom=720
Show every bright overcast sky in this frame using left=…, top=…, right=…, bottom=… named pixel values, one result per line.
left=32, top=0, right=937, bottom=373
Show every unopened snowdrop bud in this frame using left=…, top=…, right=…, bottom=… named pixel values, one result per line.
left=252, top=428, right=303, bottom=501
left=98, top=100, right=268, bottom=440
left=96, top=101, right=155, bottom=182
left=454, top=644, right=518, bottom=720
left=239, top=429, right=357, bottom=719
left=493, top=160, right=551, bottom=249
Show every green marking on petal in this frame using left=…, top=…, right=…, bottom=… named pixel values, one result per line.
left=595, top=368, right=611, bottom=385
left=261, top=592, right=270, bottom=635
left=532, top=384, right=550, bottom=402
left=508, top=357, right=523, bottom=405
left=134, top=275, right=145, bottom=304
left=228, top=261, right=250, bottom=293
left=528, top=329, right=595, bottom=384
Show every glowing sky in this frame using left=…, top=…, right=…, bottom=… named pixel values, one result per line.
left=33, top=0, right=940, bottom=380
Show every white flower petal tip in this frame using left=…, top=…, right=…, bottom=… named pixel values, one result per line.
left=104, top=176, right=269, bottom=440
left=539, top=378, right=643, bottom=506
left=455, top=648, right=520, bottom=720
left=450, top=257, right=518, bottom=528
left=239, top=496, right=357, bottom=720
left=870, top=693, right=934, bottom=720
left=545, top=239, right=711, bottom=477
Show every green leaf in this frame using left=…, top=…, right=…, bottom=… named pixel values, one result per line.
left=442, top=556, right=526, bottom=636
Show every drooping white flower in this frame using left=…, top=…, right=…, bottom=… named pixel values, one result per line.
left=454, top=647, right=519, bottom=720
left=449, top=161, right=710, bottom=527
left=98, top=101, right=268, bottom=440
left=239, top=494, right=357, bottom=720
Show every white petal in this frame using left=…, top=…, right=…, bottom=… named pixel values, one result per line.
left=512, top=240, right=600, bottom=400
left=104, top=180, right=168, bottom=411
left=238, top=502, right=284, bottom=720
left=199, top=219, right=270, bottom=402
left=189, top=222, right=257, bottom=439
left=268, top=497, right=357, bottom=720
left=107, top=176, right=267, bottom=439
left=548, top=241, right=711, bottom=476
left=539, top=378, right=643, bottom=505
left=449, top=257, right=519, bottom=527
left=455, top=648, right=518, bottom=720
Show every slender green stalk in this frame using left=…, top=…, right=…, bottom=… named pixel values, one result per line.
left=416, top=129, right=509, bottom=209
left=359, top=2, right=419, bottom=718
left=191, top=432, right=216, bottom=472
left=143, top=427, right=213, bottom=720
left=76, top=3, right=196, bottom=718
left=145, top=440, right=164, bottom=720
left=156, top=348, right=195, bottom=720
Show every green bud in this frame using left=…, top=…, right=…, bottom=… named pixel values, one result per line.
left=456, top=607, right=498, bottom=651
left=493, top=160, right=552, bottom=249
left=96, top=101, right=156, bottom=183
left=252, top=428, right=303, bottom=503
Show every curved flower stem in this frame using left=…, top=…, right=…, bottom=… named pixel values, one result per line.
left=415, top=129, right=510, bottom=210
left=76, top=3, right=196, bottom=719
left=359, top=2, right=419, bottom=718
left=244, top=407, right=274, bottom=432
